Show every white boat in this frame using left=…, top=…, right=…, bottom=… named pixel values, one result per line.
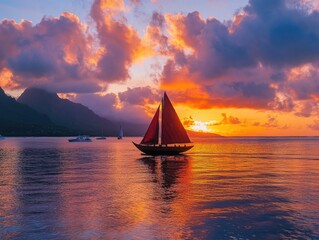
left=68, top=135, right=92, bottom=142
left=117, top=125, right=123, bottom=139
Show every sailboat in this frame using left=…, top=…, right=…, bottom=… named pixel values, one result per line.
left=133, top=92, right=193, bottom=155
left=117, top=125, right=123, bottom=139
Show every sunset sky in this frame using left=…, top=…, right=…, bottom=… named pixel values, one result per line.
left=1, top=0, right=319, bottom=136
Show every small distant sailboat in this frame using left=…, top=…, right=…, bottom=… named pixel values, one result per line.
left=68, top=135, right=92, bottom=142
left=118, top=125, right=123, bottom=139
left=133, top=92, right=193, bottom=155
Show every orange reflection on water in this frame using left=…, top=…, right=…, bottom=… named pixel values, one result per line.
left=0, top=143, right=21, bottom=239
left=1, top=137, right=319, bottom=239
left=137, top=155, right=198, bottom=240
left=56, top=141, right=200, bottom=239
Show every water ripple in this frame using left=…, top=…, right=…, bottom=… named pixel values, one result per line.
left=0, top=137, right=319, bottom=239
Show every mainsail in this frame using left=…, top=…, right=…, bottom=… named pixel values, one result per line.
left=140, top=106, right=160, bottom=145
left=140, top=92, right=191, bottom=145
left=161, top=92, right=191, bottom=144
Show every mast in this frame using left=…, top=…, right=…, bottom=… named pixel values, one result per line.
left=159, top=94, right=163, bottom=145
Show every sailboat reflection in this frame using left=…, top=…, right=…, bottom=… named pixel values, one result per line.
left=139, top=156, right=191, bottom=199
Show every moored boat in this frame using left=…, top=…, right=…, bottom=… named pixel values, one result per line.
left=133, top=92, right=193, bottom=155
left=68, top=135, right=92, bottom=142
left=96, top=137, right=106, bottom=140
left=96, top=129, right=106, bottom=140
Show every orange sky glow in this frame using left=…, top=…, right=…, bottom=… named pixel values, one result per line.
left=1, top=0, right=319, bottom=136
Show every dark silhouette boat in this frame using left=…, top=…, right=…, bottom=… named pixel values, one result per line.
left=96, top=129, right=106, bottom=140
left=133, top=92, right=193, bottom=155
left=96, top=137, right=106, bottom=140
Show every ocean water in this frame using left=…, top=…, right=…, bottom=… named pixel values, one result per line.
left=0, top=137, right=319, bottom=240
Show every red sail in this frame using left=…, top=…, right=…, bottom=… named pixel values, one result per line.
left=162, top=92, right=191, bottom=144
left=140, top=106, right=160, bottom=145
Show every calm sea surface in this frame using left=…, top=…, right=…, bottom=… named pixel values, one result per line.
left=0, top=137, right=319, bottom=240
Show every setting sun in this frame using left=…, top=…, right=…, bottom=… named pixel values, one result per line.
left=185, top=119, right=217, bottom=133
left=191, top=121, right=209, bottom=132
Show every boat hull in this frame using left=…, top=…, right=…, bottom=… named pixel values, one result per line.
left=68, top=138, right=92, bottom=142
left=96, top=137, right=106, bottom=140
left=68, top=139, right=92, bottom=142
left=133, top=142, right=193, bottom=155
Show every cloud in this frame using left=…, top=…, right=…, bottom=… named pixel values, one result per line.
left=183, top=116, right=195, bottom=128
left=2, top=0, right=319, bottom=125
left=144, top=11, right=169, bottom=55
left=295, top=100, right=319, bottom=117
left=287, top=64, right=319, bottom=100
left=0, top=0, right=149, bottom=93
left=253, top=122, right=260, bottom=126
left=242, top=0, right=319, bottom=67
left=214, top=113, right=241, bottom=125
left=262, top=115, right=279, bottom=128
left=69, top=92, right=149, bottom=123
left=69, top=86, right=160, bottom=124
left=146, top=0, right=319, bottom=113
left=308, top=119, right=319, bottom=130
left=0, top=13, right=97, bottom=93
left=118, top=86, right=160, bottom=105
left=90, top=0, right=148, bottom=82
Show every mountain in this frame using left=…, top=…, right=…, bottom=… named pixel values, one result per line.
left=18, top=87, right=146, bottom=136
left=0, top=87, right=73, bottom=136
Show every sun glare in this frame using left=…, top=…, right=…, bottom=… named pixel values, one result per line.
left=191, top=120, right=213, bottom=132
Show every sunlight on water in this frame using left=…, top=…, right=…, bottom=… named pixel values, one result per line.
left=0, top=137, right=319, bottom=239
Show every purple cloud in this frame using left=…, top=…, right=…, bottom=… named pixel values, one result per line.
left=0, top=13, right=96, bottom=93
left=150, top=0, right=319, bottom=113
left=308, top=120, right=319, bottom=130
left=70, top=86, right=160, bottom=124
left=90, top=0, right=144, bottom=82
left=118, top=86, right=160, bottom=105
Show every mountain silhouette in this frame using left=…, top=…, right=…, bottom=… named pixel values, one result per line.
left=0, top=87, right=72, bottom=136
left=18, top=87, right=146, bottom=136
